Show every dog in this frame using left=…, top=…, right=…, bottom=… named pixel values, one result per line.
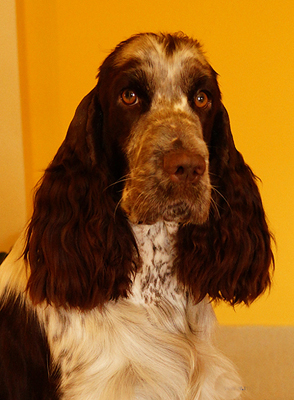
left=0, top=32, right=274, bottom=399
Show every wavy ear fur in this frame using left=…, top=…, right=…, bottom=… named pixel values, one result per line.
left=24, top=88, right=138, bottom=309
left=176, top=104, right=274, bottom=305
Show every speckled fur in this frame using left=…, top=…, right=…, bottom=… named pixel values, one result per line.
left=131, top=221, right=184, bottom=306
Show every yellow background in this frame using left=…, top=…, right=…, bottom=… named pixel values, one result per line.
left=14, top=0, right=294, bottom=325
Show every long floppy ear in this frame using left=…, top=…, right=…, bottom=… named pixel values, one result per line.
left=24, top=88, right=137, bottom=309
left=176, top=104, right=274, bottom=305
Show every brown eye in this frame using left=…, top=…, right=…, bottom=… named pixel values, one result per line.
left=195, top=91, right=210, bottom=109
left=121, top=89, right=138, bottom=105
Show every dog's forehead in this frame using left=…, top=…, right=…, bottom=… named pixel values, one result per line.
left=111, top=34, right=211, bottom=76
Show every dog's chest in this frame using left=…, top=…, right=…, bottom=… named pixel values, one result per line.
left=131, top=221, right=184, bottom=306
left=43, top=222, right=191, bottom=400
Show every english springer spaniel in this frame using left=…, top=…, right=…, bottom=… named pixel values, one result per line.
left=0, top=32, right=274, bottom=400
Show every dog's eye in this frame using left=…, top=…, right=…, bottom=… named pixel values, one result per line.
left=194, top=91, right=211, bottom=109
left=121, top=89, right=138, bottom=105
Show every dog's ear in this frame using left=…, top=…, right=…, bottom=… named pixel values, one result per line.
left=176, top=104, right=274, bottom=305
left=25, top=88, right=137, bottom=310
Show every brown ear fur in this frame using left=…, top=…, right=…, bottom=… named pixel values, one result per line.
left=176, top=104, right=274, bottom=305
left=24, top=88, right=138, bottom=309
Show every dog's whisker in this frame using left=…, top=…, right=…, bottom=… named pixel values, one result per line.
left=104, top=175, right=132, bottom=191
left=211, top=186, right=232, bottom=210
left=209, top=196, right=221, bottom=219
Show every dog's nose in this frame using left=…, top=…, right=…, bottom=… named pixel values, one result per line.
left=163, top=151, right=206, bottom=184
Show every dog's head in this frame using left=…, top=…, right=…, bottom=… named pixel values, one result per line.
left=97, top=33, right=220, bottom=225
left=25, top=33, right=274, bottom=309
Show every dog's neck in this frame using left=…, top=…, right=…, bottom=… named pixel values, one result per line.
left=130, top=221, right=184, bottom=306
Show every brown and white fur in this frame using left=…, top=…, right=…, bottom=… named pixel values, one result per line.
left=0, top=33, right=274, bottom=400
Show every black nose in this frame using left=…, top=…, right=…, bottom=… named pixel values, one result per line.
left=163, top=150, right=206, bottom=184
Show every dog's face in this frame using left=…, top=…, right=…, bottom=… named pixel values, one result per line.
left=97, top=33, right=221, bottom=225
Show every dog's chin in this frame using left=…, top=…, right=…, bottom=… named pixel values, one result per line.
left=162, top=202, right=192, bottom=223
left=162, top=202, right=210, bottom=225
left=126, top=201, right=210, bottom=226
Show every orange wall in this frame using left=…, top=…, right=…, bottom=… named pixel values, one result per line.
left=15, top=0, right=294, bottom=325
left=0, top=0, right=27, bottom=252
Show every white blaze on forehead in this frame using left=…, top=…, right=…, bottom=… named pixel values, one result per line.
left=173, top=95, right=189, bottom=112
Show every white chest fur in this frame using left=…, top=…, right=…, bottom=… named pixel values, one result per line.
left=131, top=221, right=184, bottom=305
left=39, top=222, right=241, bottom=400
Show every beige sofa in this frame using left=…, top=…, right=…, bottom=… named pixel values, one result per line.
left=216, top=326, right=294, bottom=399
